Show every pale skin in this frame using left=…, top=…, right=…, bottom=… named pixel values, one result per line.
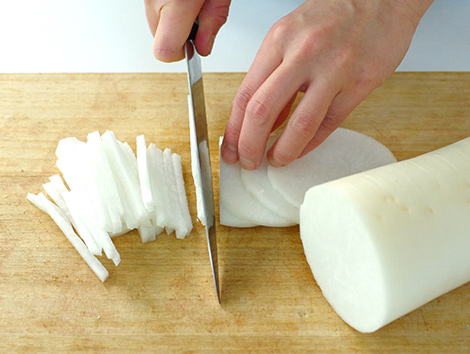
left=145, top=0, right=434, bottom=170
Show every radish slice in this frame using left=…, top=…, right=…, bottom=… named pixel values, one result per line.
left=57, top=138, right=114, bottom=233
left=27, top=193, right=109, bottom=282
left=268, top=128, right=397, bottom=208
left=240, top=135, right=299, bottom=223
left=219, top=151, right=293, bottom=227
left=42, top=177, right=76, bottom=229
left=147, top=144, right=171, bottom=228
left=163, top=148, right=190, bottom=238
left=188, top=95, right=206, bottom=226
left=62, top=191, right=102, bottom=256
left=172, top=153, right=193, bottom=238
left=86, top=131, right=124, bottom=234
left=136, top=134, right=154, bottom=212
left=101, top=131, right=146, bottom=229
left=219, top=204, right=257, bottom=228
left=300, top=137, right=470, bottom=333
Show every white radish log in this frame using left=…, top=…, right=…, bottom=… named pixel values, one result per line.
left=299, top=137, right=470, bottom=333
left=268, top=128, right=397, bottom=208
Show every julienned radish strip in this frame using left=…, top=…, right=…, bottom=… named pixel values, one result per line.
left=172, top=152, right=193, bottom=238
left=163, top=148, right=188, bottom=238
left=300, top=137, right=470, bottom=333
left=29, top=131, right=194, bottom=282
left=62, top=191, right=102, bottom=256
left=27, top=193, right=109, bottom=282
left=136, top=134, right=154, bottom=212
left=87, top=131, right=124, bottom=234
left=147, top=144, right=170, bottom=228
left=101, top=131, right=147, bottom=228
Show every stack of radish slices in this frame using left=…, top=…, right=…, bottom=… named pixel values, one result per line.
left=219, top=128, right=397, bottom=227
left=27, top=131, right=192, bottom=282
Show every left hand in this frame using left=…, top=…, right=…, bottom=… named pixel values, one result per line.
left=221, top=0, right=433, bottom=170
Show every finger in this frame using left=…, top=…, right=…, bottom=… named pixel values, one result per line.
left=153, top=1, right=204, bottom=62
left=221, top=40, right=283, bottom=164
left=194, top=0, right=231, bottom=56
left=144, top=0, right=160, bottom=35
left=271, top=93, right=298, bottom=133
left=266, top=80, right=340, bottom=167
left=236, top=64, right=306, bottom=170
left=298, top=89, right=369, bottom=157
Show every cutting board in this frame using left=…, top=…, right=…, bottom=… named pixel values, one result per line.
left=1, top=73, right=469, bottom=352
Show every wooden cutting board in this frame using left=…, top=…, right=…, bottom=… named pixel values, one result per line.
left=1, top=73, right=469, bottom=352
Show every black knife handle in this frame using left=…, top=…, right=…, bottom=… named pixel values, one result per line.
left=189, top=22, right=199, bottom=41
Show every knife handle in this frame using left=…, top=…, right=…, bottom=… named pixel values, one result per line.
left=189, top=22, right=199, bottom=41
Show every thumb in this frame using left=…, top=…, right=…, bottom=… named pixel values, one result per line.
left=194, top=0, right=231, bottom=56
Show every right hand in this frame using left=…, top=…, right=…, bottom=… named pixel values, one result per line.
left=144, top=0, right=231, bottom=62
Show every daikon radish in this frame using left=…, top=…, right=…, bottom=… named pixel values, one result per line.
left=27, top=192, right=109, bottom=282
left=172, top=153, right=193, bottom=237
left=86, top=131, right=124, bottom=233
left=62, top=191, right=102, bottom=256
left=269, top=128, right=397, bottom=208
left=240, top=135, right=299, bottom=223
left=136, top=134, right=154, bottom=212
left=101, top=131, right=147, bottom=227
left=147, top=144, right=171, bottom=228
left=219, top=204, right=257, bottom=228
left=300, top=137, right=470, bottom=333
left=219, top=150, right=294, bottom=227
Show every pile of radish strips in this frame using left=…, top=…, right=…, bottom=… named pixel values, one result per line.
left=27, top=131, right=192, bottom=282
left=219, top=128, right=397, bottom=227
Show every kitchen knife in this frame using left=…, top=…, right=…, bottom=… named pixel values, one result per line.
left=185, top=24, right=220, bottom=303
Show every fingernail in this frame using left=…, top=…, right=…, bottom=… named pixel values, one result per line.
left=222, top=143, right=238, bottom=163
left=269, top=158, right=285, bottom=168
left=267, top=151, right=285, bottom=168
left=239, top=156, right=258, bottom=170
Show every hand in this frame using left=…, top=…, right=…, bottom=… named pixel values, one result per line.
left=144, top=0, right=231, bottom=62
left=221, top=0, right=434, bottom=169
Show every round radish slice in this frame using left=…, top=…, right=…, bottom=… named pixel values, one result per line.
left=268, top=128, right=397, bottom=208
left=219, top=155, right=294, bottom=227
left=219, top=204, right=257, bottom=228
left=240, top=136, right=300, bottom=224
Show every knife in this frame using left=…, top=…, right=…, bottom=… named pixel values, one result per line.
left=185, top=23, right=220, bottom=303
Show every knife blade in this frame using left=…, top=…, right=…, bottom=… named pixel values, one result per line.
left=185, top=27, right=220, bottom=303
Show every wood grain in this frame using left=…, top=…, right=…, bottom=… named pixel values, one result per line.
left=0, top=73, right=469, bottom=353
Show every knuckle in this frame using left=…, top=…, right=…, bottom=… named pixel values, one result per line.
left=224, top=122, right=240, bottom=142
left=237, top=138, right=258, bottom=159
left=271, top=147, right=297, bottom=165
left=291, top=112, right=318, bottom=136
left=246, top=98, right=272, bottom=126
left=320, top=114, right=341, bottom=132
left=268, top=18, right=291, bottom=43
left=353, top=65, right=383, bottom=92
left=233, top=86, right=254, bottom=113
